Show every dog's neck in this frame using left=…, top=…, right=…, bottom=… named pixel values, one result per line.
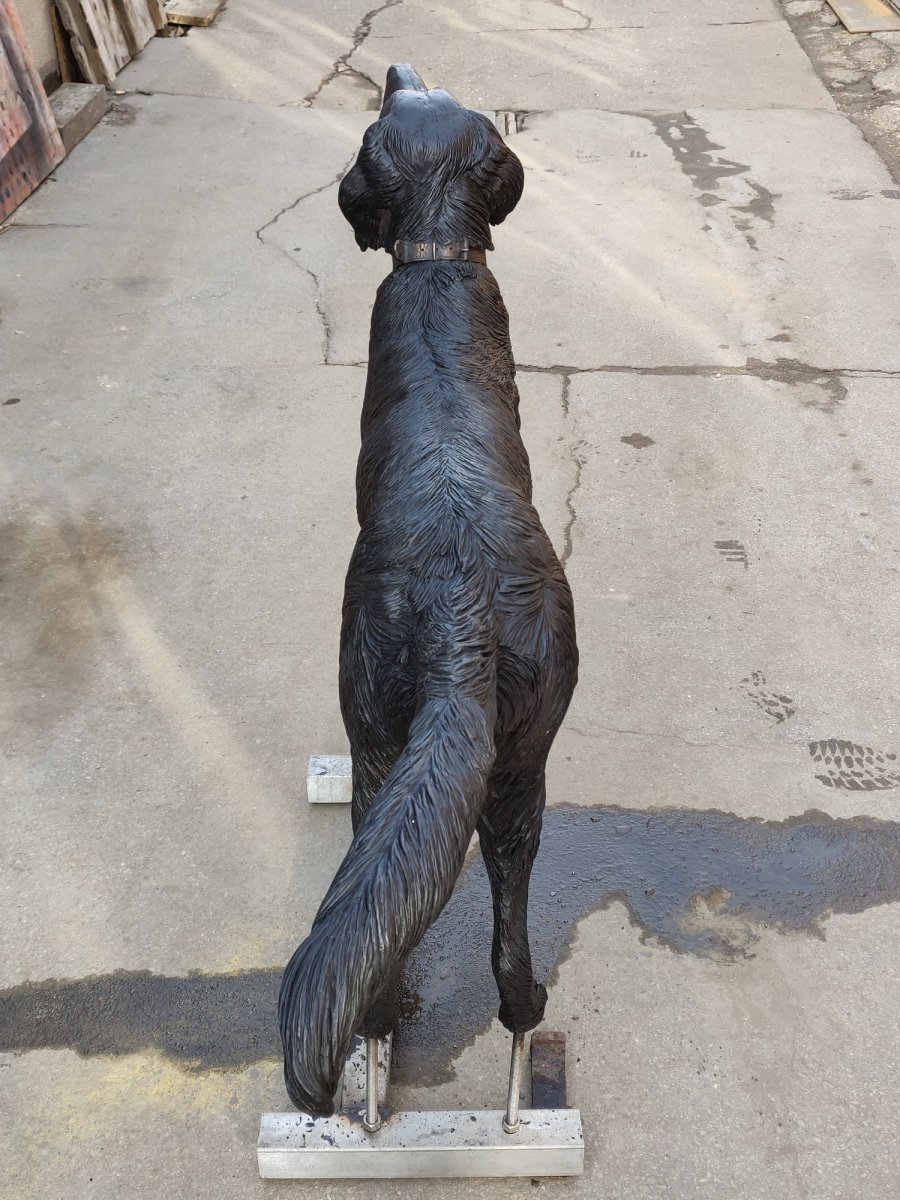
left=391, top=239, right=487, bottom=267
left=380, top=183, right=495, bottom=255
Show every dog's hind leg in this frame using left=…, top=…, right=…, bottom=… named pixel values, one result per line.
left=478, top=768, right=549, bottom=1034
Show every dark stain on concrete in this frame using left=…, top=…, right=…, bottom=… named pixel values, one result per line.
left=850, top=459, right=875, bottom=487
left=3, top=397, right=21, bottom=405
left=0, top=516, right=132, bottom=740
left=2, top=805, right=898, bottom=1085
left=745, top=356, right=847, bottom=414
left=714, top=538, right=749, bottom=568
left=641, top=113, right=779, bottom=250
left=620, top=432, right=655, bottom=449
left=646, top=112, right=750, bottom=194
left=103, top=102, right=136, bottom=126
left=809, top=739, right=900, bottom=791
left=740, top=671, right=797, bottom=724
left=731, top=181, right=779, bottom=250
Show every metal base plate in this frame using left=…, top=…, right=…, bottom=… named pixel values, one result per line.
left=287, top=790, right=584, bottom=1179
left=258, top=1108, right=584, bottom=1179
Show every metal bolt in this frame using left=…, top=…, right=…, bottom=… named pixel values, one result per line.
left=503, top=1032, right=526, bottom=1134
left=362, top=1037, right=382, bottom=1133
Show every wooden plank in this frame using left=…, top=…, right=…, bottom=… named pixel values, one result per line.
left=53, top=1, right=104, bottom=84
left=54, top=0, right=165, bottom=86
left=49, top=82, right=107, bottom=153
left=145, top=0, right=167, bottom=32
left=55, top=0, right=128, bottom=84
left=50, top=5, right=80, bottom=83
left=80, top=0, right=132, bottom=78
left=164, top=0, right=226, bottom=27
left=825, top=0, right=900, bottom=31
left=0, top=0, right=65, bottom=222
left=113, top=0, right=166, bottom=57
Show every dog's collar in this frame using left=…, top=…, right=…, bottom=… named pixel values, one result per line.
left=391, top=239, right=487, bottom=268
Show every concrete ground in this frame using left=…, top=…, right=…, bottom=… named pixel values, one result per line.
left=2, top=1, right=900, bottom=1196
left=780, top=0, right=900, bottom=182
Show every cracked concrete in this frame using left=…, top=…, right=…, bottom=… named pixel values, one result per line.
left=259, top=104, right=900, bottom=371
left=780, top=0, right=900, bottom=183
left=498, top=107, right=900, bottom=371
left=116, top=0, right=380, bottom=104
left=348, top=14, right=831, bottom=110
left=3, top=1, right=900, bottom=1198
left=301, top=0, right=402, bottom=108
left=255, top=155, right=358, bottom=361
left=560, top=438, right=587, bottom=568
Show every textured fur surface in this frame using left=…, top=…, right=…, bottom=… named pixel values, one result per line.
left=279, top=65, right=578, bottom=1116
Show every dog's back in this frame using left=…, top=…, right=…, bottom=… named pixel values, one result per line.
left=280, top=66, right=577, bottom=1115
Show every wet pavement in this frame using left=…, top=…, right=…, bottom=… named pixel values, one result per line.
left=3, top=1, right=900, bottom=1197
left=4, top=803, right=897, bottom=1085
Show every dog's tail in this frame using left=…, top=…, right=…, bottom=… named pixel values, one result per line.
left=279, top=577, right=496, bottom=1115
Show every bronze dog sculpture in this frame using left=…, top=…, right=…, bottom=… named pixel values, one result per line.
left=279, top=65, right=578, bottom=1116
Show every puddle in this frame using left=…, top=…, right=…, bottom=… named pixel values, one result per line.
left=397, top=803, right=900, bottom=1082
left=1, top=805, right=897, bottom=1085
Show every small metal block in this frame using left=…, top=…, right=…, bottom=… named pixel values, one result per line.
left=531, top=1030, right=568, bottom=1110
left=257, top=1109, right=584, bottom=1179
left=307, top=754, right=352, bottom=803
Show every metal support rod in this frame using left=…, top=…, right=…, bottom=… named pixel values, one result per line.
left=362, top=1037, right=382, bottom=1133
left=503, top=1032, right=526, bottom=1134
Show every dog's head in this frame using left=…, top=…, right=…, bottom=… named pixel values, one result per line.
left=338, top=65, right=524, bottom=254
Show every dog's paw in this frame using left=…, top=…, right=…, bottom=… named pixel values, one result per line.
left=498, top=982, right=548, bottom=1034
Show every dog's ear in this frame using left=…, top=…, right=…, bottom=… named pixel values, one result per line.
left=338, top=122, right=404, bottom=252
left=472, top=119, right=525, bottom=227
